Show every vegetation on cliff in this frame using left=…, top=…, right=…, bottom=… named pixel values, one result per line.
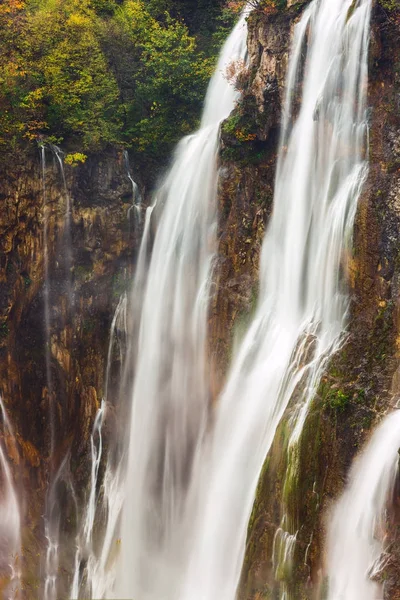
left=0, top=0, right=236, bottom=166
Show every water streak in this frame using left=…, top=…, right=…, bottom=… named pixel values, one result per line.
left=41, top=143, right=77, bottom=600
left=39, top=145, right=54, bottom=453
left=0, top=397, right=22, bottom=599
left=50, top=144, right=74, bottom=307
left=123, top=150, right=142, bottom=227
left=70, top=293, right=128, bottom=599
left=40, top=144, right=60, bottom=600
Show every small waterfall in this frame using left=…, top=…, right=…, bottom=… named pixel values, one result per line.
left=123, top=150, right=142, bottom=228
left=178, top=1, right=372, bottom=599
left=50, top=144, right=74, bottom=307
left=40, top=143, right=77, bottom=600
left=39, top=145, right=54, bottom=452
left=70, top=293, right=128, bottom=599
left=40, top=144, right=59, bottom=600
left=326, top=410, right=400, bottom=600
left=114, top=11, right=249, bottom=600
left=0, top=397, right=22, bottom=599
left=104, top=293, right=128, bottom=403
left=70, top=401, right=105, bottom=600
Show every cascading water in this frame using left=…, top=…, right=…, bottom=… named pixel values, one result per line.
left=40, top=143, right=77, bottom=600
left=76, top=205, right=156, bottom=600
left=71, top=293, right=128, bottom=599
left=39, top=145, right=54, bottom=452
left=113, top=11, right=249, bottom=600
left=50, top=144, right=74, bottom=307
left=177, top=1, right=372, bottom=599
left=0, top=397, right=22, bottom=599
left=40, top=144, right=59, bottom=600
left=123, top=150, right=142, bottom=227
left=326, top=410, right=400, bottom=600
left=28, top=2, right=375, bottom=597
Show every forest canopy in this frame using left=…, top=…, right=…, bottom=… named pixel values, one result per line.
left=0, top=0, right=233, bottom=163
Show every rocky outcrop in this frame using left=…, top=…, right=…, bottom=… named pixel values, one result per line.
left=210, top=1, right=400, bottom=598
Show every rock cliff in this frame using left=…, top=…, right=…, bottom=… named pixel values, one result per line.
left=0, top=146, right=137, bottom=595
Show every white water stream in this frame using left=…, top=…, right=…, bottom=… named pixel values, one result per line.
left=113, top=11, right=249, bottom=600
left=327, top=410, right=400, bottom=600
left=70, top=292, right=128, bottom=599
left=40, top=145, right=59, bottom=600
left=50, top=144, right=74, bottom=307
left=123, top=150, right=142, bottom=227
left=40, top=144, right=77, bottom=600
left=0, top=397, right=22, bottom=599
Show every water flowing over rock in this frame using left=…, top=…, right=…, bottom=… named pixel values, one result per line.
left=0, top=397, right=22, bottom=599
left=113, top=12, right=249, bottom=599
left=178, top=1, right=372, bottom=599
left=326, top=410, right=400, bottom=600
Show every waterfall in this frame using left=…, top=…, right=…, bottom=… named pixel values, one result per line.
left=178, top=1, right=372, bottom=599
left=50, top=144, right=74, bottom=308
left=40, top=144, right=59, bottom=600
left=326, top=410, right=400, bottom=599
left=114, top=11, right=249, bottom=600
left=40, top=143, right=77, bottom=600
left=39, top=145, right=54, bottom=453
left=123, top=150, right=142, bottom=228
left=82, top=291, right=129, bottom=599
left=70, top=293, right=128, bottom=599
left=0, top=397, right=22, bottom=599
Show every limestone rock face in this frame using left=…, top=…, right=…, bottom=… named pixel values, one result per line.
left=0, top=147, right=137, bottom=595
left=210, top=2, right=400, bottom=598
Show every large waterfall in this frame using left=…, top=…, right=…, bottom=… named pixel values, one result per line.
left=113, top=11, right=249, bottom=600
left=177, top=1, right=372, bottom=599
left=109, top=0, right=373, bottom=597
left=2, top=0, right=388, bottom=597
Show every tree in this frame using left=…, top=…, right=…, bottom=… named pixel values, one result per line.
left=103, top=0, right=213, bottom=162
left=23, top=0, right=121, bottom=148
left=0, top=0, right=225, bottom=164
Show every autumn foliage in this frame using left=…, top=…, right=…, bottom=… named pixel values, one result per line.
left=0, top=0, right=216, bottom=163
left=224, top=0, right=280, bottom=16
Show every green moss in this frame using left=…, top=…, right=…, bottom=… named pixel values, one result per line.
left=326, top=388, right=351, bottom=412
left=112, top=271, right=127, bottom=298
left=82, top=317, right=96, bottom=333
left=221, top=111, right=258, bottom=145
left=22, top=273, right=32, bottom=288
left=380, top=0, right=399, bottom=12
left=221, top=86, right=278, bottom=166
left=74, top=264, right=92, bottom=282
left=0, top=322, right=9, bottom=340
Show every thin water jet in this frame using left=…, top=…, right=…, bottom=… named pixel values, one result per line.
left=0, top=397, right=22, bottom=600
